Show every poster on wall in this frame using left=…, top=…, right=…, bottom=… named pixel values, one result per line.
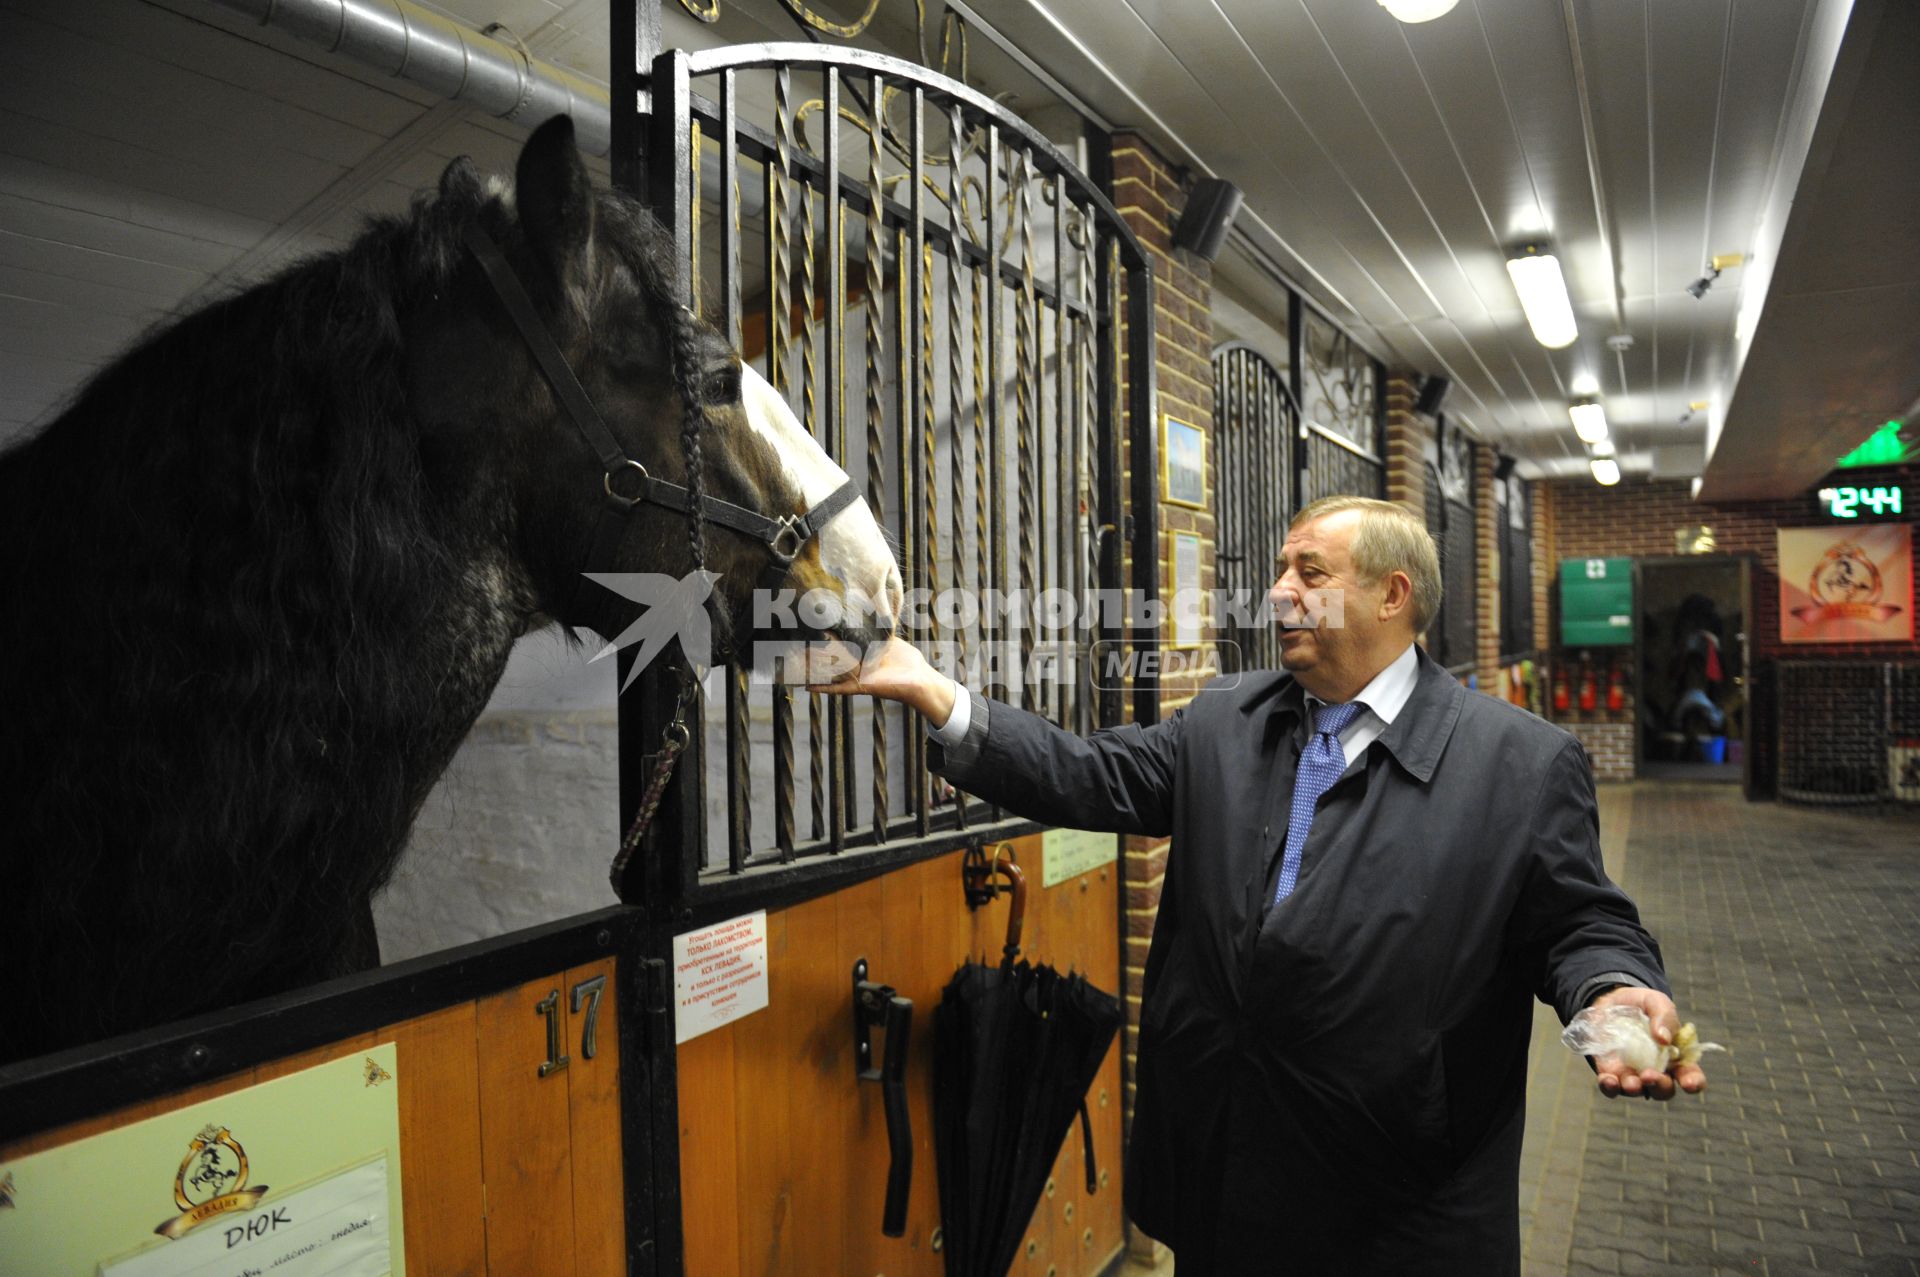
left=1777, top=524, right=1913, bottom=644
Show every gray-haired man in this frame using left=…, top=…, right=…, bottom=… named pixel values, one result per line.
left=818, top=496, right=1704, bottom=1273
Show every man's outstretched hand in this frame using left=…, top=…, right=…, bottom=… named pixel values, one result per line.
left=808, top=637, right=959, bottom=727
left=1587, top=986, right=1709, bottom=1100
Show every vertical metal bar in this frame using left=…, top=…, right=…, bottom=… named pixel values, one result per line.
left=1059, top=175, right=1075, bottom=725
left=946, top=101, right=971, bottom=831
left=985, top=124, right=1005, bottom=707
left=864, top=72, right=890, bottom=845
left=644, top=47, right=708, bottom=890
left=717, top=72, right=752, bottom=874
left=689, top=120, right=702, bottom=317
left=824, top=66, right=847, bottom=855
left=802, top=181, right=828, bottom=847
left=894, top=219, right=915, bottom=833
left=911, top=86, right=934, bottom=839
left=1015, top=148, right=1037, bottom=712
left=1077, top=204, right=1098, bottom=732
left=768, top=69, right=796, bottom=862
left=1288, top=289, right=1305, bottom=514
left=1127, top=238, right=1160, bottom=728
left=1096, top=233, right=1121, bottom=730
left=720, top=72, right=741, bottom=355
left=970, top=256, right=991, bottom=724
left=782, top=72, right=824, bottom=853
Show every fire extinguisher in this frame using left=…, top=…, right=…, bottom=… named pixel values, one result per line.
left=1578, top=655, right=1597, bottom=712
left=1553, top=665, right=1571, bottom=714
left=1606, top=660, right=1625, bottom=713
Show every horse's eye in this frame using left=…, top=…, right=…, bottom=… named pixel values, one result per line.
left=703, top=366, right=741, bottom=405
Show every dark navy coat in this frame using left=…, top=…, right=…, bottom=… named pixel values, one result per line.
left=930, top=647, right=1668, bottom=1274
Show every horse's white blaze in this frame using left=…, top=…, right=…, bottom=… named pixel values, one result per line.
left=738, top=364, right=901, bottom=628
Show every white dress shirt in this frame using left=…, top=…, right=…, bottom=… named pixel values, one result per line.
left=930, top=679, right=973, bottom=744
left=1303, top=641, right=1419, bottom=770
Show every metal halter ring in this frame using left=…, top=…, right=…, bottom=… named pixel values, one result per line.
left=604, top=459, right=651, bottom=505
left=769, top=517, right=805, bottom=561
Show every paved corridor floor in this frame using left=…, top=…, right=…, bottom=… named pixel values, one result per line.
left=1519, top=783, right=1920, bottom=1276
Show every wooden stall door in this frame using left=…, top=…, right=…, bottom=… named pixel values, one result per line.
left=0, top=958, right=627, bottom=1277
left=676, top=839, right=1127, bottom=1277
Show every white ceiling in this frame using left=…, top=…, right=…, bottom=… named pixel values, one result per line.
left=2, top=0, right=1901, bottom=493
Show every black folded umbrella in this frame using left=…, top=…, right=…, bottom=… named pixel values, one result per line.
left=933, top=857, right=1125, bottom=1277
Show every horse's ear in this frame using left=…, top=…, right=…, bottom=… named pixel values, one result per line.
left=515, top=115, right=594, bottom=282
left=438, top=155, right=482, bottom=202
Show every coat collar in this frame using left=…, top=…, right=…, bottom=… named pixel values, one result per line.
left=1242, top=644, right=1463, bottom=783
left=1368, top=646, right=1464, bottom=782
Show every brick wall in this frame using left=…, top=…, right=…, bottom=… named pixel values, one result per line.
left=1384, top=372, right=1426, bottom=516
left=1539, top=465, right=1920, bottom=783
left=1110, top=132, right=1216, bottom=1260
left=1475, top=442, right=1501, bottom=689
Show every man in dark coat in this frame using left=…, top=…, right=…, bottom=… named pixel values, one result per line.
left=816, top=496, right=1707, bottom=1273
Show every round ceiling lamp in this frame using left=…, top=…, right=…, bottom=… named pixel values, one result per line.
left=1378, top=0, right=1460, bottom=21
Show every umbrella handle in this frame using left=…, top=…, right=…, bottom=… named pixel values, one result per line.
left=995, top=856, right=1027, bottom=968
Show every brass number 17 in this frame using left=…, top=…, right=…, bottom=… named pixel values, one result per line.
left=534, top=974, right=609, bottom=1078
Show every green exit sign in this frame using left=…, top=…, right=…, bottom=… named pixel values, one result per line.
left=1560, top=557, right=1633, bottom=648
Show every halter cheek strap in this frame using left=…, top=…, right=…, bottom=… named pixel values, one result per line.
left=461, top=225, right=862, bottom=620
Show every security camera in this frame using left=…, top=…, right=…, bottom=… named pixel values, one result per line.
left=1685, top=267, right=1721, bottom=300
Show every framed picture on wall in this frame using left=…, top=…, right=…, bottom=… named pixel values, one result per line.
left=1161, top=415, right=1207, bottom=509
left=1169, top=531, right=1205, bottom=648
left=1777, top=524, right=1913, bottom=643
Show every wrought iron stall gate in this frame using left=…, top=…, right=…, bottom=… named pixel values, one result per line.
left=1296, top=306, right=1385, bottom=508
left=1425, top=427, right=1477, bottom=672
left=1211, top=301, right=1383, bottom=673
left=617, top=44, right=1156, bottom=922
left=1211, top=341, right=1294, bottom=672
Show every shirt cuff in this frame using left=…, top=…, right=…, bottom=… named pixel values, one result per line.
left=1575, top=971, right=1646, bottom=1009
left=929, top=681, right=971, bottom=744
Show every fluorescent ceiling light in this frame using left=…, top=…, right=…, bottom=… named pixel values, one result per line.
left=1589, top=437, right=1615, bottom=457
left=1378, top=0, right=1459, bottom=20
left=1505, top=247, right=1578, bottom=349
left=1590, top=458, right=1621, bottom=486
left=1569, top=401, right=1610, bottom=444
left=1570, top=371, right=1600, bottom=397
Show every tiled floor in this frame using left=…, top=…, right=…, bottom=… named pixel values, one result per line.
left=1120, top=783, right=1920, bottom=1275
left=1522, top=784, right=1920, bottom=1277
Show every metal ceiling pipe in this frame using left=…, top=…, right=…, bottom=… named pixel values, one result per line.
left=210, top=0, right=613, bottom=156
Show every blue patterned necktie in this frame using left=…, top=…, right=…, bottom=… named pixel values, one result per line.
left=1274, top=701, right=1366, bottom=904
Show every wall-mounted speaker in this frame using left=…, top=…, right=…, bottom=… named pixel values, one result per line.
left=1493, top=453, right=1517, bottom=481
left=1414, top=374, right=1451, bottom=418
left=1172, top=178, right=1243, bottom=262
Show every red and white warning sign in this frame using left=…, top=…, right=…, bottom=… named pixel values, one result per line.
left=672, top=909, right=770, bottom=1044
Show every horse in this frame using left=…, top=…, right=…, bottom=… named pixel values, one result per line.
left=0, top=116, right=901, bottom=1066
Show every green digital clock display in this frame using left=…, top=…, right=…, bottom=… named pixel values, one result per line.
left=1816, top=483, right=1905, bottom=519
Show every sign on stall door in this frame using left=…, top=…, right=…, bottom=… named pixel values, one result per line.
left=0, top=1046, right=404, bottom=1277
left=673, top=910, right=771, bottom=1045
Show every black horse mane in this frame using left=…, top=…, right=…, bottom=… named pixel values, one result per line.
left=0, top=150, right=697, bottom=1060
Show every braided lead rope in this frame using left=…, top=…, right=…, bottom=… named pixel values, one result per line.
left=609, top=681, right=697, bottom=895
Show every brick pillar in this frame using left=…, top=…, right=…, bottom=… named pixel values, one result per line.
left=1474, top=442, right=1501, bottom=691
left=1383, top=370, right=1427, bottom=518
left=1111, top=130, right=1216, bottom=1264
left=1532, top=481, right=1555, bottom=653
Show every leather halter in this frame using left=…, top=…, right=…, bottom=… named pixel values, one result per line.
left=461, top=224, right=863, bottom=621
